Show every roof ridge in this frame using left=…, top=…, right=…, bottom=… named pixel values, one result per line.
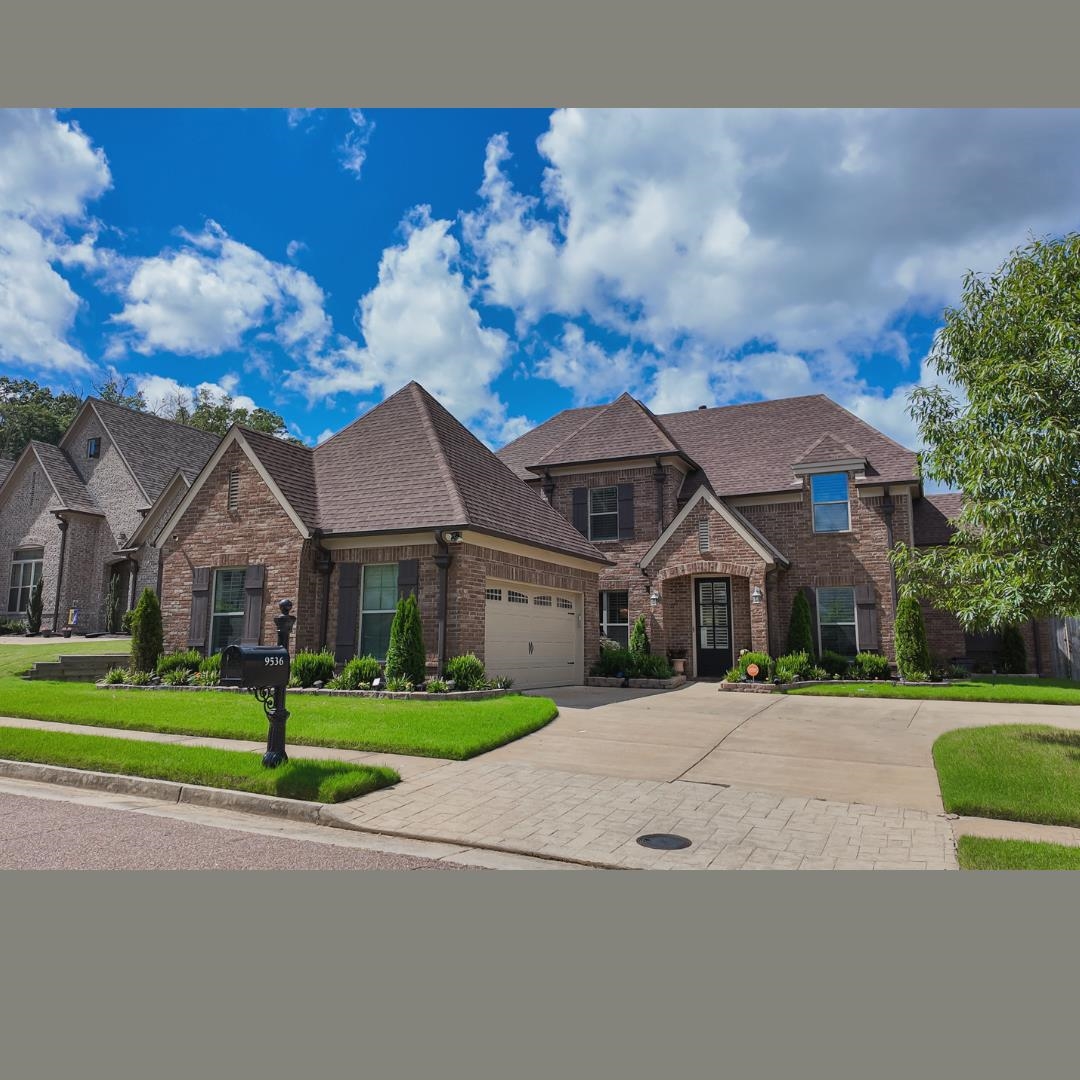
left=821, top=396, right=916, bottom=457
left=657, top=393, right=830, bottom=420
left=628, top=393, right=685, bottom=455
left=313, top=382, right=420, bottom=455
left=410, top=384, right=470, bottom=525
left=89, top=397, right=222, bottom=443
left=532, top=397, right=621, bottom=466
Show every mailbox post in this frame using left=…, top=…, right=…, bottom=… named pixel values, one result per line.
left=220, top=598, right=297, bottom=768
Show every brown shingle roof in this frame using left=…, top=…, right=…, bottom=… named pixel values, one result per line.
left=913, top=493, right=964, bottom=547
left=530, top=392, right=691, bottom=471
left=0, top=458, right=13, bottom=489
left=500, top=393, right=919, bottom=497
left=241, top=383, right=608, bottom=563
left=30, top=441, right=102, bottom=516
left=88, top=398, right=221, bottom=503
left=792, top=432, right=866, bottom=467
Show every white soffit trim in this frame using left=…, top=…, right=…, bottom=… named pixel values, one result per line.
left=153, top=428, right=311, bottom=546
left=792, top=457, right=867, bottom=476
left=640, top=487, right=780, bottom=569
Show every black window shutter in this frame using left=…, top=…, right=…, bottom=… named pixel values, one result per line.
left=241, top=564, right=265, bottom=646
left=334, top=563, right=360, bottom=664
left=188, top=567, right=211, bottom=649
left=571, top=488, right=588, bottom=536
left=617, top=483, right=635, bottom=540
left=802, top=586, right=819, bottom=659
left=397, top=558, right=419, bottom=600
left=854, top=583, right=880, bottom=651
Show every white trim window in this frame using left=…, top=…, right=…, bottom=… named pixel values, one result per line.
left=360, top=563, right=398, bottom=660
left=8, top=547, right=43, bottom=614
left=817, top=586, right=858, bottom=657
left=599, top=590, right=629, bottom=648
left=209, top=567, right=246, bottom=654
left=811, top=472, right=851, bottom=532
left=589, top=486, right=619, bottom=541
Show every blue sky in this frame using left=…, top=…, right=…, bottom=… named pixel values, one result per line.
left=3, top=108, right=1080, bottom=452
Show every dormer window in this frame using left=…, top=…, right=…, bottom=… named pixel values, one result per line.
left=811, top=472, right=850, bottom=533
left=86, top=437, right=100, bottom=459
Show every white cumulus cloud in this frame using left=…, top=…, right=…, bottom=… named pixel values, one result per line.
left=340, top=109, right=374, bottom=180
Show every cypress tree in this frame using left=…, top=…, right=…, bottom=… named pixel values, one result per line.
left=385, top=593, right=425, bottom=684
left=786, top=591, right=816, bottom=658
left=130, top=587, right=164, bottom=673
left=894, top=595, right=931, bottom=680
left=629, top=614, right=650, bottom=656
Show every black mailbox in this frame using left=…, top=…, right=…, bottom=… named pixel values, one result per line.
left=220, top=644, right=291, bottom=688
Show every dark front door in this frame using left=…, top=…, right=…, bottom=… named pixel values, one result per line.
left=695, top=577, right=733, bottom=677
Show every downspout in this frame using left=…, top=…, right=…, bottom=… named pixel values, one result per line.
left=433, top=531, right=453, bottom=674
left=313, top=529, right=333, bottom=652
left=653, top=458, right=666, bottom=533
left=52, top=514, right=69, bottom=632
left=881, top=491, right=898, bottom=611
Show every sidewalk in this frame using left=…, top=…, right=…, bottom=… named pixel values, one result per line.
left=0, top=714, right=959, bottom=869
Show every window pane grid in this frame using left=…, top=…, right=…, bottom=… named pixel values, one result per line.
left=9, top=551, right=44, bottom=614
left=589, top=486, right=619, bottom=541
left=817, top=586, right=857, bottom=657
left=811, top=472, right=850, bottom=533
left=360, top=564, right=399, bottom=661
left=600, top=590, right=629, bottom=647
left=210, top=568, right=246, bottom=654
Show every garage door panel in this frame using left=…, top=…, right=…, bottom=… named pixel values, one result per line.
left=484, top=580, right=583, bottom=690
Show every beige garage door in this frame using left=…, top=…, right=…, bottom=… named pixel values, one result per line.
left=483, top=581, right=583, bottom=690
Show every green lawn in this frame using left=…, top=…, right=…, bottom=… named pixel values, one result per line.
left=956, top=835, right=1080, bottom=870
left=786, top=676, right=1080, bottom=706
left=934, top=725, right=1080, bottom=827
left=0, top=638, right=129, bottom=678
left=0, top=726, right=397, bottom=803
left=0, top=669, right=557, bottom=759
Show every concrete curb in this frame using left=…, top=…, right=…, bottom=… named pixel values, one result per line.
left=0, top=757, right=612, bottom=868
left=0, top=759, right=325, bottom=824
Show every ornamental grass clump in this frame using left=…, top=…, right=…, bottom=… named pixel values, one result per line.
left=445, top=652, right=486, bottom=690
left=850, top=651, right=891, bottom=680
left=156, top=649, right=202, bottom=678
left=333, top=654, right=382, bottom=690
left=290, top=650, right=335, bottom=688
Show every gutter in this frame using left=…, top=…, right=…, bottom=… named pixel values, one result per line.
left=51, top=513, right=69, bottom=632
left=433, top=531, right=453, bottom=674
left=313, top=528, right=334, bottom=651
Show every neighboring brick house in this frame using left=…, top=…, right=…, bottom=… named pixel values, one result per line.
left=497, top=391, right=1040, bottom=676
left=0, top=399, right=220, bottom=633
left=155, top=382, right=609, bottom=689
left=912, top=493, right=1051, bottom=674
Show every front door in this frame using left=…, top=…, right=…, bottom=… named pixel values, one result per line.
left=695, top=577, right=733, bottom=677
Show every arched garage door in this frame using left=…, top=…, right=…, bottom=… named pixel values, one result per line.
left=483, top=580, right=584, bottom=690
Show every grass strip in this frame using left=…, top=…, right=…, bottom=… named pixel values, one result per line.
left=786, top=676, right=1080, bottom=706
left=957, top=835, right=1080, bottom=870
left=0, top=725, right=398, bottom=803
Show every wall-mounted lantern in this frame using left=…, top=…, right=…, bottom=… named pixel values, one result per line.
left=751, top=585, right=763, bottom=605
left=649, top=589, right=662, bottom=608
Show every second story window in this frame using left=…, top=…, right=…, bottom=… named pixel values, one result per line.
left=86, top=437, right=100, bottom=459
left=811, top=472, right=850, bottom=533
left=589, top=486, right=619, bottom=541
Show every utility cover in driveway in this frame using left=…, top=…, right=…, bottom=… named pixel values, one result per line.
left=484, top=580, right=583, bottom=690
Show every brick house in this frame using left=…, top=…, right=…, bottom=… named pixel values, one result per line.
left=497, top=391, right=1039, bottom=676
left=0, top=399, right=219, bottom=633
left=155, top=382, right=610, bottom=689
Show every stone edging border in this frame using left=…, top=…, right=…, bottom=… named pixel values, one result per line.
left=94, top=683, right=510, bottom=701
left=718, top=678, right=956, bottom=693
left=585, top=675, right=686, bottom=689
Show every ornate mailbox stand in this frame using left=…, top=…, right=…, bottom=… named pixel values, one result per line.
left=221, top=598, right=297, bottom=768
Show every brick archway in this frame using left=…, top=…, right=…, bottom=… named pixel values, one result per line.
left=655, top=559, right=760, bottom=584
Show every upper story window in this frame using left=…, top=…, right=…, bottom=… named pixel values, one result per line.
left=86, top=437, right=100, bottom=459
left=589, top=486, right=619, bottom=541
left=811, top=472, right=850, bottom=533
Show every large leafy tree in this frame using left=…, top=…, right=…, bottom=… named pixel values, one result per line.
left=0, top=378, right=82, bottom=460
left=892, top=233, right=1080, bottom=628
left=168, top=387, right=294, bottom=440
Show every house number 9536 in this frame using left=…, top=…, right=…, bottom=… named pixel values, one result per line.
left=264, top=656, right=285, bottom=666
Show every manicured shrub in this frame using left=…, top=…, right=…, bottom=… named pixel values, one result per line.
left=590, top=649, right=673, bottom=679
left=156, top=649, right=202, bottom=677
left=337, top=654, right=382, bottom=689
left=0, top=616, right=26, bottom=635
left=894, top=595, right=931, bottom=680
left=850, top=651, right=891, bottom=680
left=599, top=635, right=622, bottom=652
left=737, top=650, right=774, bottom=680
left=786, top=591, right=816, bottom=659
left=774, top=651, right=814, bottom=683
left=997, top=624, right=1028, bottom=675
left=819, top=650, right=851, bottom=678
left=129, top=587, right=163, bottom=673
left=26, top=577, right=44, bottom=634
left=291, top=650, right=335, bottom=688
left=161, top=667, right=192, bottom=686
left=199, top=652, right=222, bottom=681
left=629, top=615, right=650, bottom=656
left=384, top=675, right=414, bottom=692
left=104, top=666, right=128, bottom=684
left=631, top=654, right=673, bottom=679
left=424, top=678, right=450, bottom=694
left=445, top=652, right=486, bottom=690
left=491, top=675, right=514, bottom=690
left=124, top=668, right=153, bottom=685
left=385, top=593, right=426, bottom=685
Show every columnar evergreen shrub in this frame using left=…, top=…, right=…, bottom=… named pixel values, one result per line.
left=786, top=592, right=816, bottom=658
left=26, top=577, right=44, bottom=634
left=894, top=595, right=931, bottom=680
left=385, top=594, right=426, bottom=685
left=997, top=625, right=1028, bottom=674
left=129, top=587, right=163, bottom=673
left=629, top=615, right=651, bottom=656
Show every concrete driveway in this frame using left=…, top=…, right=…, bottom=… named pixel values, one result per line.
left=485, top=682, right=1080, bottom=813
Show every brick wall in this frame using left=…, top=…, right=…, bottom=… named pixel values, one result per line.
left=159, top=443, right=307, bottom=652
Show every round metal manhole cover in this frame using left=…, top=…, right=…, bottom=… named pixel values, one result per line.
left=636, top=833, right=692, bottom=850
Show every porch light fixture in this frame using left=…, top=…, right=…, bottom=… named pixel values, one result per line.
left=751, top=585, right=763, bottom=605
left=649, top=589, right=662, bottom=607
